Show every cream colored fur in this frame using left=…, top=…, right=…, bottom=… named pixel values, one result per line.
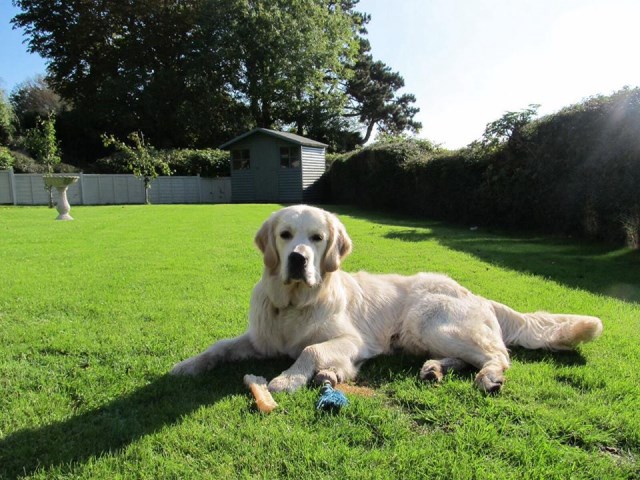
left=171, top=205, right=603, bottom=393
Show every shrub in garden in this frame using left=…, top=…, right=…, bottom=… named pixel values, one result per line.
left=9, top=150, right=46, bottom=173
left=494, top=87, right=640, bottom=243
left=93, top=152, right=131, bottom=174
left=0, top=146, right=14, bottom=170
left=329, top=136, right=441, bottom=210
left=162, top=149, right=230, bottom=177
left=328, top=87, right=640, bottom=246
left=95, top=148, right=230, bottom=177
left=621, top=208, right=640, bottom=249
left=102, top=132, right=171, bottom=204
left=23, top=114, right=61, bottom=173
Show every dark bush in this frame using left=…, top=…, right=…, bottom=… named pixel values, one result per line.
left=94, top=148, right=230, bottom=177
left=328, top=88, right=640, bottom=246
left=9, top=150, right=78, bottom=173
left=162, top=149, right=230, bottom=177
left=329, top=137, right=442, bottom=209
left=93, top=152, right=130, bottom=174
left=0, top=146, right=14, bottom=170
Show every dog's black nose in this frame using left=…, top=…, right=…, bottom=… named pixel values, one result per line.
left=288, top=251, right=307, bottom=279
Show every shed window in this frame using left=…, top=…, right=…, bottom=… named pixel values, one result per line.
left=280, top=147, right=301, bottom=169
left=232, top=149, right=250, bottom=170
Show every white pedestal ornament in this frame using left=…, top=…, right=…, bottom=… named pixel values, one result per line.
left=43, top=175, right=80, bottom=220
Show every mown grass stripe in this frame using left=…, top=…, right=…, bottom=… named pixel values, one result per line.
left=0, top=204, right=638, bottom=479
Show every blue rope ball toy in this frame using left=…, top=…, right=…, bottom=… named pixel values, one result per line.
left=316, top=381, right=348, bottom=412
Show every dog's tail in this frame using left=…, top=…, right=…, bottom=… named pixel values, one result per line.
left=490, top=301, right=603, bottom=351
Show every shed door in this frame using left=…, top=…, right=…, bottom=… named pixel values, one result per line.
left=253, top=137, right=279, bottom=202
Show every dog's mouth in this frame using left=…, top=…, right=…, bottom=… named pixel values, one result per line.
left=285, top=274, right=316, bottom=288
left=285, top=266, right=321, bottom=288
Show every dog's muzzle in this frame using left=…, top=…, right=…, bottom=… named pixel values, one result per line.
left=287, top=251, right=308, bottom=281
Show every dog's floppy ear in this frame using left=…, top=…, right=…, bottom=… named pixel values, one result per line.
left=322, top=214, right=353, bottom=273
left=255, top=216, right=279, bottom=272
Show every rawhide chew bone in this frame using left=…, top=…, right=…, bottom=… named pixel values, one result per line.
left=243, top=374, right=278, bottom=413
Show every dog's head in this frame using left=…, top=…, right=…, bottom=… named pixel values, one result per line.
left=255, top=205, right=352, bottom=287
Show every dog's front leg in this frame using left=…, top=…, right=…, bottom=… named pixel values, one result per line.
left=268, top=336, right=360, bottom=393
left=170, top=333, right=261, bottom=376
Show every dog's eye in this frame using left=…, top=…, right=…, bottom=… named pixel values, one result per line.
left=310, top=234, right=323, bottom=242
left=280, top=231, right=292, bottom=240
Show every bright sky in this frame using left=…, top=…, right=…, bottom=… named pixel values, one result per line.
left=1, top=0, right=639, bottom=149
left=361, top=0, right=640, bottom=148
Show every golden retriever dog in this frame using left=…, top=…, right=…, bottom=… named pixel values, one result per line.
left=171, top=205, right=603, bottom=393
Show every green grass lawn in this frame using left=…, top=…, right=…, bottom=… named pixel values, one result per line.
left=1, top=204, right=638, bottom=479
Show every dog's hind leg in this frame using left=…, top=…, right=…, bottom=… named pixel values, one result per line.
left=421, top=353, right=510, bottom=394
left=428, top=346, right=509, bottom=393
left=447, top=331, right=511, bottom=393
left=420, top=357, right=469, bottom=383
left=406, top=294, right=512, bottom=393
left=473, top=353, right=510, bottom=394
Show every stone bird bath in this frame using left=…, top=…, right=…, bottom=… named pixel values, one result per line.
left=43, top=175, right=80, bottom=220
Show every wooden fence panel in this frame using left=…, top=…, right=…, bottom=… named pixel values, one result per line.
left=0, top=171, right=231, bottom=205
left=0, top=170, right=12, bottom=204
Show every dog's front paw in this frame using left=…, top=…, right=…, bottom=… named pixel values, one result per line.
left=268, top=373, right=307, bottom=393
left=313, top=369, right=340, bottom=387
left=170, top=356, right=207, bottom=376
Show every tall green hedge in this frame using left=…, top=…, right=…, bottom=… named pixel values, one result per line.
left=328, top=88, right=640, bottom=247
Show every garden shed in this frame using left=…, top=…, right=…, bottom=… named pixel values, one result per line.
left=220, top=128, right=327, bottom=203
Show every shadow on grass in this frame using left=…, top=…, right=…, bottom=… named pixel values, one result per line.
left=354, top=348, right=587, bottom=389
left=0, top=347, right=592, bottom=478
left=330, top=206, right=640, bottom=303
left=0, top=359, right=290, bottom=479
left=508, top=347, right=587, bottom=366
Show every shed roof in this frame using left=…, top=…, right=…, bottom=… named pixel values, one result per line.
left=219, top=128, right=328, bottom=149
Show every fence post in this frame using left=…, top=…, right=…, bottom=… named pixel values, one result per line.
left=9, top=168, right=17, bottom=205
left=78, top=172, right=85, bottom=205
left=197, top=174, right=202, bottom=203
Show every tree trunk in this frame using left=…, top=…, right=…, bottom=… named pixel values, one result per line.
left=362, top=121, right=376, bottom=144
left=250, top=97, right=261, bottom=128
left=144, top=177, right=151, bottom=204
left=260, top=100, right=272, bottom=129
left=47, top=186, right=54, bottom=208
